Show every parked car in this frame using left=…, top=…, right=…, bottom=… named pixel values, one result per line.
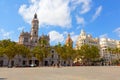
left=30, top=64, right=36, bottom=67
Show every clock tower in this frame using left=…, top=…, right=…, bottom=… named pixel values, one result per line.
left=30, top=13, right=39, bottom=46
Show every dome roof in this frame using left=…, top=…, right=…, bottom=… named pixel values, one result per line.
left=66, top=34, right=73, bottom=43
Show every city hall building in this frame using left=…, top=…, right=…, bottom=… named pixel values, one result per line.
left=0, top=14, right=120, bottom=67
left=0, top=13, right=73, bottom=67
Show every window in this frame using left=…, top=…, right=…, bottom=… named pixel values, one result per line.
left=52, top=55, right=54, bottom=58
left=24, top=38, right=28, bottom=42
left=35, top=32, right=36, bottom=35
left=52, top=50, right=54, bottom=53
left=35, top=40, right=37, bottom=43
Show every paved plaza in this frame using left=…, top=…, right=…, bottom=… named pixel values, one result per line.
left=0, top=66, right=120, bottom=80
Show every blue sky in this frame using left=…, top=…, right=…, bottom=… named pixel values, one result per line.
left=0, top=0, right=120, bottom=47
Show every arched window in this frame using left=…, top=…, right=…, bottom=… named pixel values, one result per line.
left=35, top=32, right=36, bottom=35
left=35, top=40, right=37, bottom=43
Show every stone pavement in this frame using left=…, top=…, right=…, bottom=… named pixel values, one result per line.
left=0, top=66, right=120, bottom=80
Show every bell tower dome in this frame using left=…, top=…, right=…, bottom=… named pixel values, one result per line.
left=65, top=34, right=73, bottom=48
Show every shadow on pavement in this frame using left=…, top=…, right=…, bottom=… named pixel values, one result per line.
left=0, top=78, right=7, bottom=80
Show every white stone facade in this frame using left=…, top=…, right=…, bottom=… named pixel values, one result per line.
left=100, top=38, right=120, bottom=63
left=19, top=13, right=39, bottom=49
left=75, top=29, right=120, bottom=64
left=76, top=29, right=99, bottom=49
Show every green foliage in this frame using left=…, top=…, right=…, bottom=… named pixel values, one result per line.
left=0, top=47, right=4, bottom=56
left=4, top=44, right=16, bottom=60
left=38, top=36, right=49, bottom=47
left=0, top=39, right=15, bottom=48
left=0, top=39, right=16, bottom=60
left=54, top=43, right=77, bottom=61
left=32, top=46, right=43, bottom=61
left=15, top=44, right=30, bottom=58
left=0, top=39, right=31, bottom=67
left=32, top=45, right=51, bottom=66
left=107, top=47, right=120, bottom=62
left=79, top=44, right=100, bottom=61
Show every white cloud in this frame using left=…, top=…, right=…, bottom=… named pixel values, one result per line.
left=69, top=32, right=79, bottom=43
left=71, top=0, right=92, bottom=14
left=0, top=29, right=13, bottom=39
left=63, top=31, right=68, bottom=35
left=19, top=0, right=93, bottom=28
left=48, top=30, right=79, bottom=46
left=114, top=27, right=120, bottom=37
left=19, top=0, right=71, bottom=28
left=76, top=15, right=85, bottom=26
left=71, top=35, right=79, bottom=43
left=99, top=34, right=108, bottom=38
left=92, top=6, right=102, bottom=21
left=17, top=26, right=25, bottom=31
left=48, top=31, right=64, bottom=44
left=30, top=0, right=38, bottom=3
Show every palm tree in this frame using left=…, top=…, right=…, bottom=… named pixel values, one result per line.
left=113, top=48, right=120, bottom=61
left=118, top=48, right=120, bottom=60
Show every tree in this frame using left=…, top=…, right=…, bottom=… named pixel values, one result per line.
left=80, top=44, right=100, bottom=65
left=90, top=45, right=100, bottom=60
left=54, top=43, right=63, bottom=58
left=75, top=49, right=83, bottom=62
left=0, top=39, right=31, bottom=67
left=15, top=44, right=31, bottom=66
left=0, top=39, right=12, bottom=48
left=54, top=43, right=67, bottom=66
left=0, top=39, right=16, bottom=67
left=32, top=46, right=43, bottom=66
left=38, top=36, right=49, bottom=47
left=4, top=43, right=16, bottom=67
left=54, top=43, right=77, bottom=66
left=32, top=46, right=50, bottom=66
left=111, top=47, right=120, bottom=65
left=114, top=48, right=120, bottom=60
left=63, top=45, right=77, bottom=66
left=0, top=47, right=4, bottom=57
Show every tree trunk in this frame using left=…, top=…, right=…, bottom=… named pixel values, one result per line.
left=26, top=58, right=29, bottom=67
left=39, top=60, right=43, bottom=67
left=8, top=59, right=11, bottom=68
left=18, top=55, right=20, bottom=67
left=70, top=60, right=73, bottom=66
left=41, top=60, right=44, bottom=66
left=117, top=53, right=119, bottom=60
